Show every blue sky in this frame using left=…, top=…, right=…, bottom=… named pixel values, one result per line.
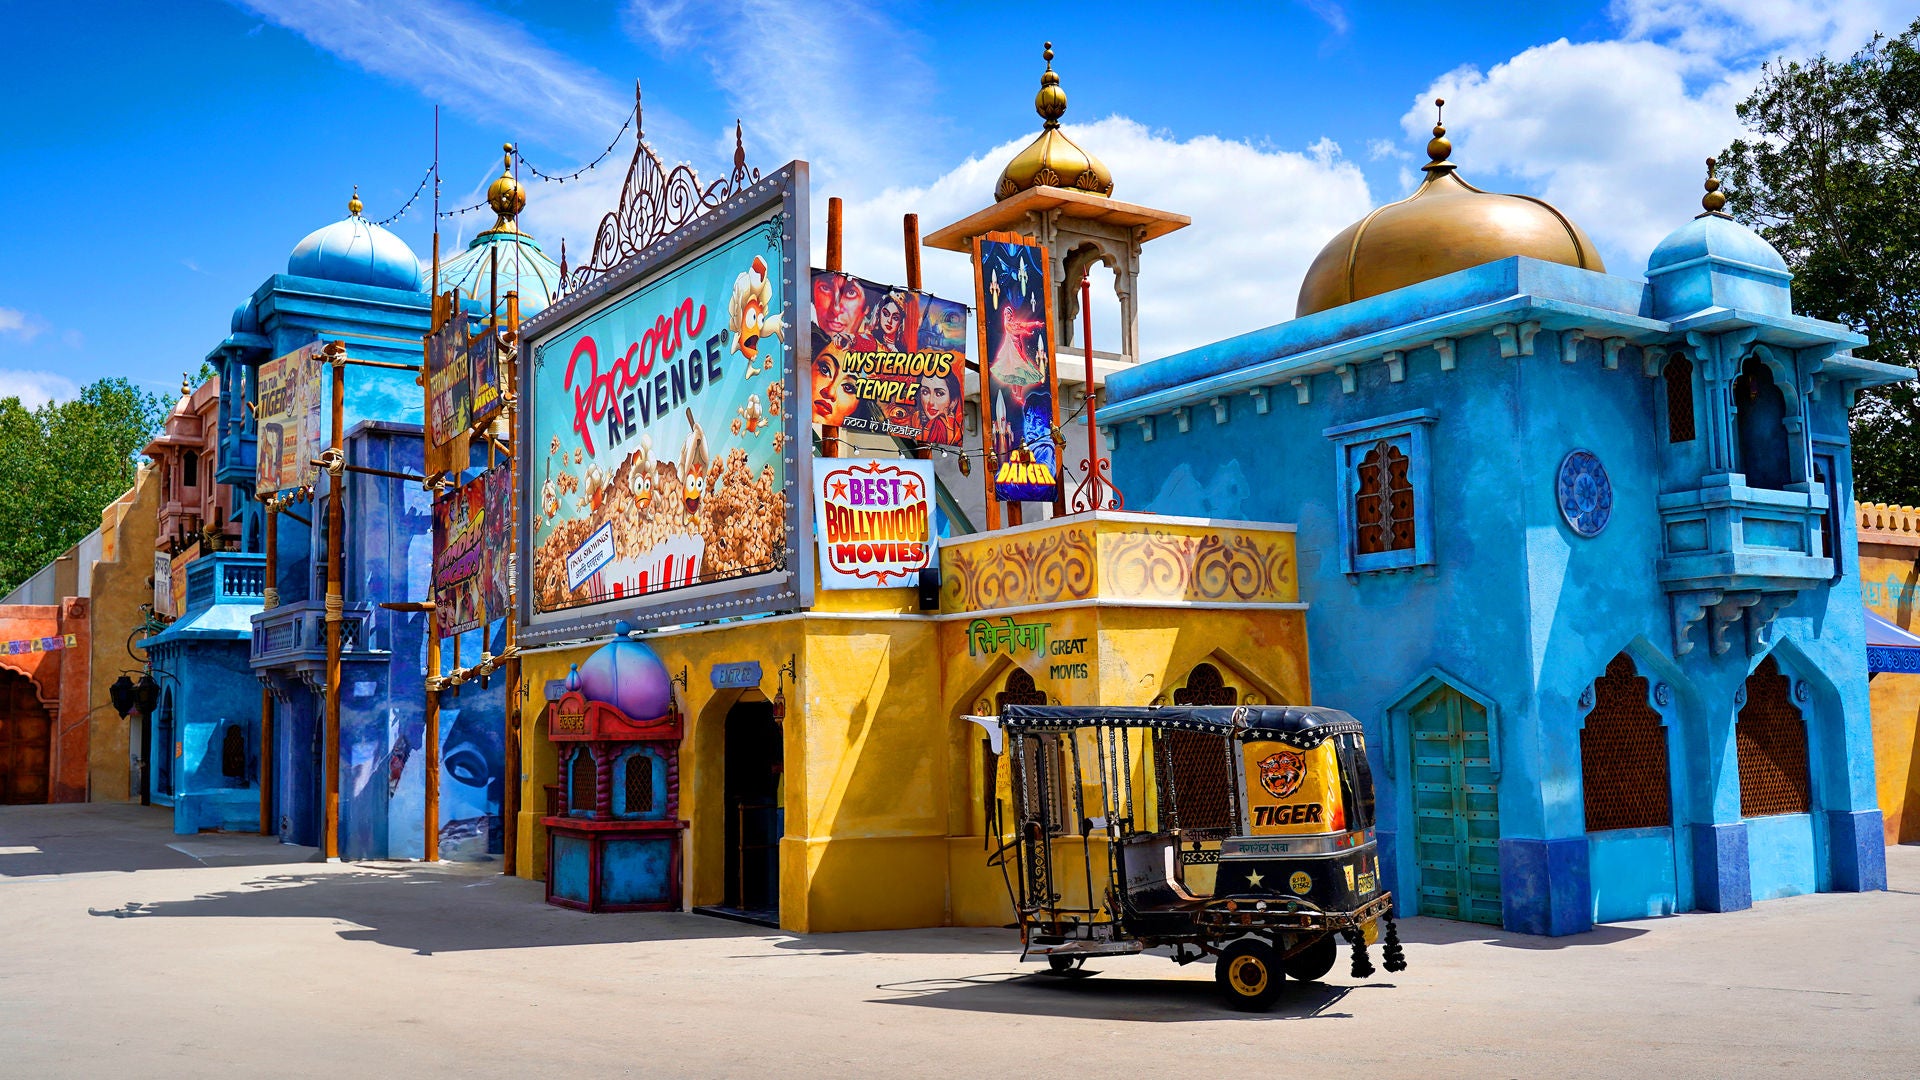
left=0, top=0, right=1904, bottom=402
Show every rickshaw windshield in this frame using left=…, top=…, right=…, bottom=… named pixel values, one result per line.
left=1335, top=732, right=1376, bottom=832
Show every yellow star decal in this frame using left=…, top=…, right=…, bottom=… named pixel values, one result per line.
left=1246, top=869, right=1265, bottom=888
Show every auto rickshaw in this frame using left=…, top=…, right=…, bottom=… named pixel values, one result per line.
left=975, top=703, right=1406, bottom=1009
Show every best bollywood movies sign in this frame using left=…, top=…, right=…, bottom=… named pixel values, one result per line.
left=427, top=298, right=473, bottom=448
left=519, top=166, right=811, bottom=637
left=810, top=270, right=967, bottom=445
left=254, top=342, right=324, bottom=497
left=812, top=457, right=934, bottom=589
left=974, top=236, right=1059, bottom=502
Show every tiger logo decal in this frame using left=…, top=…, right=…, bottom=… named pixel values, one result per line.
left=1257, top=750, right=1306, bottom=799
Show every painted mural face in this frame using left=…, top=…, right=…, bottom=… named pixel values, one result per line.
left=1258, top=749, right=1306, bottom=799
left=812, top=272, right=868, bottom=340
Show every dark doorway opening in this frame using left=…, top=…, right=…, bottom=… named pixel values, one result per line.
left=0, top=669, right=52, bottom=805
left=705, top=698, right=783, bottom=927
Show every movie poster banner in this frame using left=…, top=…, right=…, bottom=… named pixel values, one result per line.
left=426, top=298, right=472, bottom=448
left=810, top=270, right=967, bottom=445
left=974, top=235, right=1059, bottom=502
left=812, top=457, right=935, bottom=589
left=469, top=332, right=503, bottom=430
left=432, top=475, right=486, bottom=637
left=518, top=166, right=811, bottom=640
left=254, top=342, right=324, bottom=497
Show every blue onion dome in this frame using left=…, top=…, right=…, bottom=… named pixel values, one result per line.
left=436, top=144, right=561, bottom=318
left=230, top=297, right=260, bottom=335
left=288, top=187, right=425, bottom=291
left=575, top=623, right=673, bottom=721
left=1645, top=158, right=1791, bottom=318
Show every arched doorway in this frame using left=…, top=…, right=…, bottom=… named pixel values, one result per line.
left=1407, top=684, right=1501, bottom=924
left=0, top=669, right=52, bottom=804
left=1734, top=355, right=1791, bottom=490
left=1580, top=654, right=1678, bottom=921
left=722, top=698, right=782, bottom=922
left=1738, top=656, right=1818, bottom=900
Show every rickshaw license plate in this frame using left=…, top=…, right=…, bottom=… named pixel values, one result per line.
left=1362, top=918, right=1380, bottom=945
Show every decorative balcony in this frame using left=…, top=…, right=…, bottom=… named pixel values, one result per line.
left=1659, top=476, right=1832, bottom=656
left=140, top=552, right=268, bottom=647
left=250, top=598, right=385, bottom=689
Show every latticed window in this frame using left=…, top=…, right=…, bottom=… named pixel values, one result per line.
left=569, top=748, right=595, bottom=814
left=221, top=725, right=247, bottom=779
left=1579, top=654, right=1671, bottom=832
left=997, top=668, right=1046, bottom=711
left=1664, top=355, right=1696, bottom=443
left=623, top=754, right=654, bottom=814
left=1160, top=663, right=1237, bottom=834
left=1737, top=657, right=1812, bottom=817
left=1355, top=440, right=1415, bottom=555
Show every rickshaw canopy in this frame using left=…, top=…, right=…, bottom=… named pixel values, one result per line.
left=996, top=704, right=1364, bottom=747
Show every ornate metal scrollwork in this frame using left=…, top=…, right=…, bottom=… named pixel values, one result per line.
left=563, top=84, right=763, bottom=293
left=1068, top=454, right=1124, bottom=513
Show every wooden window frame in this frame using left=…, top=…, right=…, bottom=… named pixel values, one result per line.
left=1325, top=409, right=1438, bottom=575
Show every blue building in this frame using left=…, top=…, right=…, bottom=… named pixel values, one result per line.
left=148, top=160, right=553, bottom=856
left=1101, top=132, right=1909, bottom=935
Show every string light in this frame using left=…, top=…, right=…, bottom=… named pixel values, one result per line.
left=438, top=196, right=491, bottom=220
left=370, top=161, right=435, bottom=227
left=513, top=104, right=637, bottom=184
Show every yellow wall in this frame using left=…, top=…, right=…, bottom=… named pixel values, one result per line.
left=1859, top=502, right=1920, bottom=844
left=86, top=467, right=158, bottom=801
left=515, top=511, right=1313, bottom=932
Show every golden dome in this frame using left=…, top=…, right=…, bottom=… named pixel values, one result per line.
left=1296, top=101, right=1603, bottom=317
left=483, top=143, right=528, bottom=235
left=995, top=43, right=1114, bottom=202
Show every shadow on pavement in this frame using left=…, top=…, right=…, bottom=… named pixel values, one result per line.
left=871, top=968, right=1375, bottom=1022
left=0, top=803, right=314, bottom=879
left=1389, top=913, right=1649, bottom=949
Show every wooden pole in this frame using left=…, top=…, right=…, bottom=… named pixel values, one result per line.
left=424, top=607, right=441, bottom=862
left=503, top=288, right=522, bottom=878
left=822, top=197, right=843, bottom=459
left=905, top=214, right=933, bottom=463
left=972, top=236, right=1000, bottom=532
left=323, top=344, right=346, bottom=861
left=258, top=503, right=277, bottom=835
left=1083, top=274, right=1099, bottom=511
left=1045, top=243, right=1065, bottom=520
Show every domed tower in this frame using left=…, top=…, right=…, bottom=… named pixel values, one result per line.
left=1296, top=101, right=1603, bottom=317
left=287, top=188, right=426, bottom=291
left=437, top=144, right=564, bottom=320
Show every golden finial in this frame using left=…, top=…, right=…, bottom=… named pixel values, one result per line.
left=347, top=185, right=363, bottom=216
left=484, top=142, right=527, bottom=233
left=1035, top=41, right=1066, bottom=128
left=1424, top=98, right=1453, bottom=172
left=1701, top=156, right=1728, bottom=216
left=180, top=372, right=191, bottom=397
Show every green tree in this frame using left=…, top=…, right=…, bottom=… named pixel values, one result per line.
left=0, top=378, right=168, bottom=596
left=1718, top=18, right=1920, bottom=503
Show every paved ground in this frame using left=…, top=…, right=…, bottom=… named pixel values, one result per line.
left=2, top=804, right=1916, bottom=1078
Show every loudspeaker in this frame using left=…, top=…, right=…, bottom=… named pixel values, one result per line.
left=917, top=566, right=941, bottom=611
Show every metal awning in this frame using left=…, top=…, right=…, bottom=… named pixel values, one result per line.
left=1865, top=607, right=1920, bottom=675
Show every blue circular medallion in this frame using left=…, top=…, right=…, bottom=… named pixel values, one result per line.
left=1557, top=449, right=1612, bottom=538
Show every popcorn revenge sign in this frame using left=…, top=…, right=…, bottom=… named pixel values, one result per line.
left=812, top=458, right=935, bottom=589
left=514, top=164, right=814, bottom=643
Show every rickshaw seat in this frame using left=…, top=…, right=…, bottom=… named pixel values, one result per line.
left=1119, top=832, right=1206, bottom=911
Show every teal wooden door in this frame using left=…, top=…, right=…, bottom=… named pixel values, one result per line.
left=1410, top=687, right=1502, bottom=924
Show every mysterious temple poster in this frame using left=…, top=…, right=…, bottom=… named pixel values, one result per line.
left=809, top=270, right=968, bottom=445
left=973, top=234, right=1060, bottom=502
left=426, top=295, right=472, bottom=448
left=812, top=457, right=935, bottom=589
left=254, top=341, right=324, bottom=497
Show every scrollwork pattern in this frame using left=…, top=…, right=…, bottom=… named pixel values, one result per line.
left=941, top=522, right=1295, bottom=612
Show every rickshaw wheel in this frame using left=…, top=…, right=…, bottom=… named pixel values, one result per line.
left=1281, top=933, right=1338, bottom=982
left=1046, top=956, right=1089, bottom=976
left=1215, top=939, right=1284, bottom=1010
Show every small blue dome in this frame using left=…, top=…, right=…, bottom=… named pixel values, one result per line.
left=230, top=298, right=259, bottom=335
left=1647, top=213, right=1788, bottom=278
left=288, top=193, right=424, bottom=291
left=437, top=229, right=561, bottom=319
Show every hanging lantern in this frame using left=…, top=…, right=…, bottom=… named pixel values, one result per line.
left=109, top=675, right=137, bottom=718
left=133, top=674, right=160, bottom=716
left=770, top=683, right=787, bottom=724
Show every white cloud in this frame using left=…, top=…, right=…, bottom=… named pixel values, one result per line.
left=0, top=369, right=80, bottom=407
left=232, top=0, right=633, bottom=145
left=0, top=308, right=47, bottom=343
left=1401, top=0, right=1911, bottom=275
left=836, top=118, right=1373, bottom=359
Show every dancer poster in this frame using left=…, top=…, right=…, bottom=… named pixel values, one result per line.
left=974, top=235, right=1059, bottom=503
left=254, top=342, right=324, bottom=497
left=809, top=270, right=967, bottom=445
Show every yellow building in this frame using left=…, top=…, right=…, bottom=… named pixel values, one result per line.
left=514, top=511, right=1309, bottom=932
left=1859, top=501, right=1920, bottom=844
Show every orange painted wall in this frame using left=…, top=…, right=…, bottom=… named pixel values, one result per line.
left=1857, top=502, right=1920, bottom=845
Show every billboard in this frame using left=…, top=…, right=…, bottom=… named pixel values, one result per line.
left=517, top=163, right=811, bottom=642
left=470, top=332, right=503, bottom=431
left=255, top=342, right=324, bottom=497
left=812, top=457, right=935, bottom=589
left=426, top=303, right=472, bottom=448
left=974, top=235, right=1059, bottom=503
left=432, top=475, right=486, bottom=637
left=809, top=270, right=967, bottom=445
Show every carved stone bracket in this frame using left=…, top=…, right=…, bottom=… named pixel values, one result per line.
left=1335, top=363, right=1357, bottom=394
left=1494, top=320, right=1542, bottom=359
left=1672, top=589, right=1722, bottom=657
left=1745, top=592, right=1796, bottom=654
left=1432, top=338, right=1457, bottom=372
left=1292, top=376, right=1311, bottom=405
left=1384, top=350, right=1406, bottom=383
left=1602, top=338, right=1627, bottom=370
left=1710, top=592, right=1764, bottom=656
left=1560, top=329, right=1586, bottom=365
left=1642, top=344, right=1670, bottom=377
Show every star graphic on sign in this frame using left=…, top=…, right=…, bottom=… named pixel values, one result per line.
left=902, top=479, right=921, bottom=500
left=1246, top=869, right=1265, bottom=889
left=831, top=479, right=848, bottom=500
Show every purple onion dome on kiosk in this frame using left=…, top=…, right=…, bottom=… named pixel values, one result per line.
left=576, top=621, right=674, bottom=720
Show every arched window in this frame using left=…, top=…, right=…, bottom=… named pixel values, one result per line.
left=998, top=669, right=1064, bottom=831
left=623, top=752, right=655, bottom=815
left=1663, top=355, right=1695, bottom=443
left=1737, top=657, right=1811, bottom=817
left=1579, top=654, right=1671, bottom=831
left=1734, top=356, right=1791, bottom=490
left=1356, top=440, right=1416, bottom=555
left=568, top=748, right=595, bottom=815
left=1160, top=663, right=1236, bottom=834
left=996, top=668, right=1046, bottom=711
left=221, top=724, right=247, bottom=780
